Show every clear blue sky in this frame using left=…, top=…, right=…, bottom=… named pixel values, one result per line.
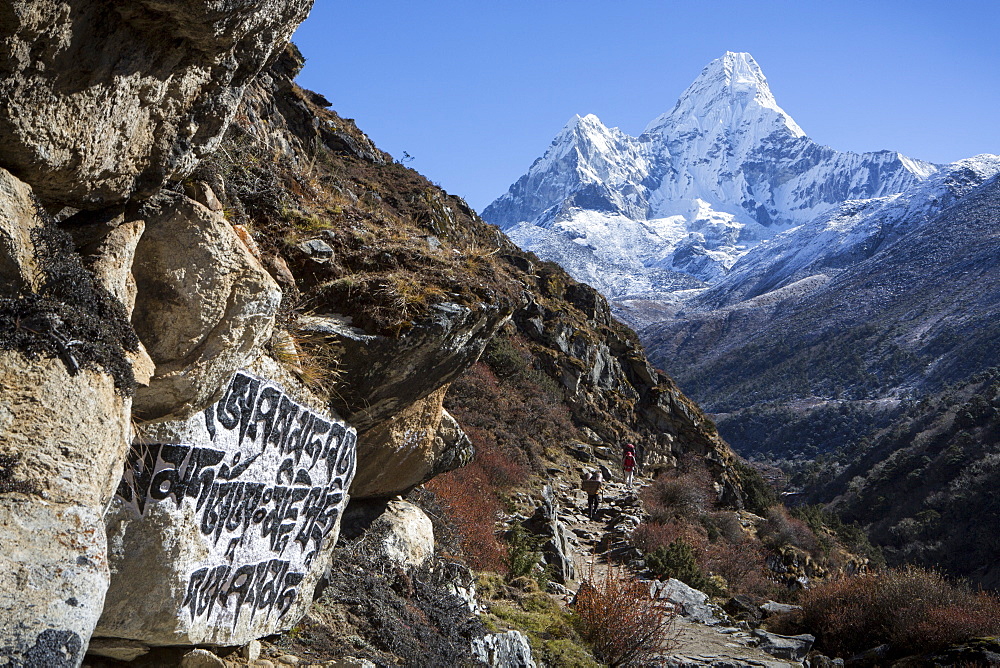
left=292, top=1, right=1000, bottom=212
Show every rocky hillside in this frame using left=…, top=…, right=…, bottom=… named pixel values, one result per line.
left=805, top=369, right=1000, bottom=590
left=0, top=3, right=752, bottom=666
left=643, top=168, right=1000, bottom=458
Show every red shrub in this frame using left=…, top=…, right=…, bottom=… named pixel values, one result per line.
left=573, top=564, right=677, bottom=666
left=799, top=566, right=1000, bottom=658
left=703, top=538, right=779, bottom=599
left=631, top=520, right=707, bottom=556
left=463, top=425, right=530, bottom=490
left=641, top=456, right=716, bottom=524
left=425, top=463, right=507, bottom=573
left=759, top=506, right=821, bottom=556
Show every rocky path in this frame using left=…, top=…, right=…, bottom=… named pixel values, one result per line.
left=545, top=474, right=803, bottom=668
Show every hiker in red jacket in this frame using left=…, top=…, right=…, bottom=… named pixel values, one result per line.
left=623, top=444, right=637, bottom=488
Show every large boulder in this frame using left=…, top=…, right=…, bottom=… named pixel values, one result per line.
left=751, top=629, right=815, bottom=662
left=649, top=578, right=719, bottom=625
left=0, top=167, right=136, bottom=667
left=131, top=192, right=282, bottom=420
left=341, top=499, right=435, bottom=570
left=0, top=352, right=132, bottom=668
left=373, top=501, right=434, bottom=569
left=351, top=389, right=474, bottom=499
left=0, top=0, right=314, bottom=208
left=97, top=360, right=357, bottom=646
left=470, top=631, right=537, bottom=668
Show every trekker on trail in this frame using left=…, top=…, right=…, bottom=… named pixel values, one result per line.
left=623, top=445, right=637, bottom=488
left=582, top=471, right=603, bottom=519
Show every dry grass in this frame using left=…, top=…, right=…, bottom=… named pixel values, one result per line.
left=572, top=563, right=677, bottom=667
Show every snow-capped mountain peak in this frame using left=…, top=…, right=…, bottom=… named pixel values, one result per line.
left=482, top=52, right=941, bottom=301
left=645, top=52, right=804, bottom=139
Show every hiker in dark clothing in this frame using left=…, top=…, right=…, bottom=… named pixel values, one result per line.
left=582, top=471, right=603, bottom=519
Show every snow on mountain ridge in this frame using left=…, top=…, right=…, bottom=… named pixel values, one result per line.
left=690, top=155, right=1000, bottom=310
left=481, top=51, right=940, bottom=300
left=645, top=51, right=805, bottom=139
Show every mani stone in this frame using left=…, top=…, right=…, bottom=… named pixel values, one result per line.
left=96, top=367, right=357, bottom=647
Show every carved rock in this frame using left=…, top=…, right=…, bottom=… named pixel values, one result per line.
left=0, top=351, right=131, bottom=668
left=97, top=360, right=356, bottom=646
left=131, top=192, right=282, bottom=420
left=0, top=0, right=314, bottom=208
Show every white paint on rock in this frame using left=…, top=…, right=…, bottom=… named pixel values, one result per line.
left=97, top=370, right=357, bottom=646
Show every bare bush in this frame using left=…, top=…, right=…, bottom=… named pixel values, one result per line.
left=425, top=464, right=508, bottom=573
left=641, top=467, right=714, bottom=524
left=799, top=566, right=1000, bottom=658
left=572, top=564, right=677, bottom=666
left=703, top=538, right=779, bottom=599
left=759, top=505, right=821, bottom=555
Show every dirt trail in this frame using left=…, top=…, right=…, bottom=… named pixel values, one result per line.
left=549, top=475, right=798, bottom=667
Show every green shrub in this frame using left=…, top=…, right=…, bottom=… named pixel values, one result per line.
left=734, top=461, right=777, bottom=514
left=646, top=539, right=711, bottom=592
left=507, top=523, right=547, bottom=580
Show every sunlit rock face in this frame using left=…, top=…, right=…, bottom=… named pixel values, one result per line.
left=0, top=170, right=133, bottom=668
left=0, top=0, right=314, bottom=208
left=130, top=191, right=283, bottom=421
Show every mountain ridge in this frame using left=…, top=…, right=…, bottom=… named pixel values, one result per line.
left=482, top=51, right=938, bottom=297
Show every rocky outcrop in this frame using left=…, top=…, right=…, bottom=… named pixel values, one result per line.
left=0, top=0, right=314, bottom=208
left=751, top=629, right=815, bottom=662
left=298, top=302, right=511, bottom=433
left=349, top=389, right=477, bottom=499
left=471, top=630, right=537, bottom=668
left=512, top=268, right=746, bottom=504
left=0, top=164, right=137, bottom=665
left=0, top=352, right=132, bottom=667
left=97, top=361, right=356, bottom=646
left=299, top=306, right=504, bottom=499
left=523, top=485, right=576, bottom=585
left=131, top=192, right=282, bottom=420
